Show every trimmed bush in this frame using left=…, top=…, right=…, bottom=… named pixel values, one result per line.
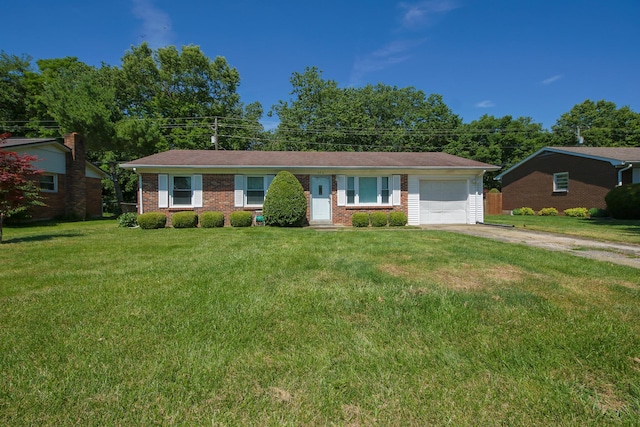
left=538, top=207, right=558, bottom=216
left=137, top=212, right=167, bottom=229
left=605, top=183, right=640, bottom=219
left=230, top=211, right=253, bottom=227
left=388, top=211, right=408, bottom=227
left=117, top=212, right=138, bottom=227
left=171, top=211, right=198, bottom=228
left=200, top=211, right=225, bottom=228
left=588, top=207, right=609, bottom=218
left=263, top=171, right=307, bottom=227
left=351, top=213, right=369, bottom=227
left=512, top=207, right=535, bottom=216
left=370, top=211, right=388, bottom=227
left=488, top=188, right=501, bottom=194
left=563, top=207, right=589, bottom=218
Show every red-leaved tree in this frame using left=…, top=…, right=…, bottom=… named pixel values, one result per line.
left=0, top=133, right=44, bottom=243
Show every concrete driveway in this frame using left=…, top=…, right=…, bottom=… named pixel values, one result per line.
left=425, top=224, right=640, bottom=269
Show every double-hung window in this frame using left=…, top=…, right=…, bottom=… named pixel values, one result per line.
left=234, top=175, right=275, bottom=207
left=339, top=175, right=400, bottom=206
left=553, top=172, right=569, bottom=192
left=246, top=176, right=265, bottom=205
left=39, top=174, right=57, bottom=192
left=172, top=176, right=193, bottom=205
left=157, top=174, right=203, bottom=208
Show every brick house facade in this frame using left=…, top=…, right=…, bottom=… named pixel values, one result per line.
left=2, top=134, right=107, bottom=220
left=123, top=150, right=497, bottom=226
left=497, top=147, right=640, bottom=213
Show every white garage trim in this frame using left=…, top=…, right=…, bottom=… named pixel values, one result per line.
left=408, top=175, right=482, bottom=225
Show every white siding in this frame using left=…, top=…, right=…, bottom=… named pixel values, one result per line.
left=407, top=176, right=420, bottom=225
left=14, top=145, right=66, bottom=174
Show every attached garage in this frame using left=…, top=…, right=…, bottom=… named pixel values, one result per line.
left=407, top=175, right=485, bottom=225
left=419, top=180, right=469, bottom=224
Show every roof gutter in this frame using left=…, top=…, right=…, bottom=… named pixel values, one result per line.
left=618, top=163, right=633, bottom=186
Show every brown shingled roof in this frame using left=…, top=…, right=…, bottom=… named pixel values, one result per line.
left=549, top=146, right=640, bottom=162
left=120, top=150, right=498, bottom=170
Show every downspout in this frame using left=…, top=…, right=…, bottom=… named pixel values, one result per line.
left=618, top=164, right=632, bottom=186
left=134, top=168, right=143, bottom=214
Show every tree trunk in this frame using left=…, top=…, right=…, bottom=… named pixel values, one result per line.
left=0, top=212, right=4, bottom=243
left=109, top=162, right=125, bottom=213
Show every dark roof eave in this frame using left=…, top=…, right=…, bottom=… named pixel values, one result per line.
left=120, top=163, right=498, bottom=171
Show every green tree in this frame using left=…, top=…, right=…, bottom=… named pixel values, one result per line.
left=0, top=135, right=44, bottom=242
left=552, top=99, right=640, bottom=147
left=269, top=67, right=461, bottom=152
left=263, top=171, right=307, bottom=227
left=445, top=115, right=550, bottom=187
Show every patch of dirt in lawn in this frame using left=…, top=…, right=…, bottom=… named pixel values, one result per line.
left=426, top=225, right=640, bottom=269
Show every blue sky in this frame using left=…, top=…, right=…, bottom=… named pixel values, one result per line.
left=5, top=1, right=639, bottom=130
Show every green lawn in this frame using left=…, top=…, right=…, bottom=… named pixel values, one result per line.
left=1, top=221, right=639, bottom=426
left=484, top=214, right=640, bottom=245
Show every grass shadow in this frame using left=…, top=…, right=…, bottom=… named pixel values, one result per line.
left=2, top=233, right=84, bottom=244
left=582, top=218, right=640, bottom=236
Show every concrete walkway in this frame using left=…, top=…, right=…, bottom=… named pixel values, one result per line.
left=425, top=224, right=640, bottom=269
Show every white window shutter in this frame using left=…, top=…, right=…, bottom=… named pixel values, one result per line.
left=265, top=174, right=275, bottom=192
left=193, top=174, right=203, bottom=207
left=336, top=175, right=346, bottom=206
left=158, top=174, right=168, bottom=208
left=234, top=175, right=244, bottom=207
left=392, top=175, right=401, bottom=206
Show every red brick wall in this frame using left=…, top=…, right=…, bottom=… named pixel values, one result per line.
left=501, top=152, right=616, bottom=212
left=331, top=175, right=408, bottom=225
left=86, top=177, right=103, bottom=218
left=64, top=133, right=87, bottom=218
left=28, top=178, right=66, bottom=220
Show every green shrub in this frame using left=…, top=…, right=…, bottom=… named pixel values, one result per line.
left=538, top=207, right=558, bottom=216
left=200, top=211, right=225, bottom=228
left=351, top=212, right=369, bottom=227
left=263, top=171, right=307, bottom=227
left=171, top=211, right=198, bottom=228
left=117, top=212, right=138, bottom=227
left=512, top=207, right=535, bottom=216
left=488, top=188, right=501, bottom=194
left=563, top=207, right=589, bottom=218
left=605, top=184, right=640, bottom=219
left=137, top=212, right=167, bottom=229
left=588, top=207, right=609, bottom=218
left=388, top=211, right=408, bottom=227
left=230, top=211, right=253, bottom=227
left=370, top=212, right=388, bottom=227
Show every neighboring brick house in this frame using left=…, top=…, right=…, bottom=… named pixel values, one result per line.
left=2, top=133, right=108, bottom=220
left=120, top=150, right=499, bottom=226
left=496, top=146, right=640, bottom=213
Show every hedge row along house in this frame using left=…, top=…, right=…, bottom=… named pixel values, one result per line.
left=2, top=133, right=108, bottom=221
left=120, top=150, right=499, bottom=226
left=496, top=146, right=640, bottom=213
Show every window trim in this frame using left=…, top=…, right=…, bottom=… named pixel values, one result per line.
left=345, top=175, right=393, bottom=206
left=234, top=174, right=275, bottom=208
left=553, top=172, right=569, bottom=192
left=170, top=175, right=193, bottom=207
left=39, top=174, right=58, bottom=193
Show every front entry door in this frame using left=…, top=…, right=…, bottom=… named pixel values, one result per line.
left=310, top=176, right=332, bottom=222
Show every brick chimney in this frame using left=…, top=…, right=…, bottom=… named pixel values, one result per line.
left=64, top=133, right=87, bottom=219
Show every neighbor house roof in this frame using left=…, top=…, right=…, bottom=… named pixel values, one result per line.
left=495, top=146, right=640, bottom=180
left=2, top=137, right=108, bottom=179
left=120, top=150, right=499, bottom=171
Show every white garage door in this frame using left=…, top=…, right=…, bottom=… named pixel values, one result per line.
left=419, top=180, right=469, bottom=224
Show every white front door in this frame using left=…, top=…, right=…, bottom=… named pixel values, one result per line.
left=311, top=176, right=332, bottom=222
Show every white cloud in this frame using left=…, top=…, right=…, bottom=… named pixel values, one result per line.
left=132, top=0, right=174, bottom=48
left=542, top=74, right=563, bottom=85
left=475, top=100, right=495, bottom=108
left=349, top=39, right=424, bottom=86
left=399, top=0, right=460, bottom=29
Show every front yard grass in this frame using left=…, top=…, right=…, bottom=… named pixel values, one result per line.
left=1, top=221, right=639, bottom=425
left=484, top=214, right=640, bottom=245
